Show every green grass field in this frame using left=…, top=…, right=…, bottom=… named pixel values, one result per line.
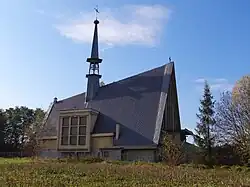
left=0, top=157, right=31, bottom=164
left=0, top=158, right=250, bottom=187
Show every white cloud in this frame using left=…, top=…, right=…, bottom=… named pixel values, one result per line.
left=210, top=83, right=233, bottom=91
left=194, top=78, right=206, bottom=83
left=55, top=5, right=171, bottom=47
left=194, top=78, right=233, bottom=92
left=213, top=78, right=228, bottom=83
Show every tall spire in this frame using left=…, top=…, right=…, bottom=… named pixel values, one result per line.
left=86, top=9, right=102, bottom=74
left=90, top=19, right=99, bottom=59
left=85, top=8, right=102, bottom=102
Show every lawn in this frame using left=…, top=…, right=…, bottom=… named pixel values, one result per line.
left=0, top=158, right=250, bottom=187
left=0, top=157, right=31, bottom=164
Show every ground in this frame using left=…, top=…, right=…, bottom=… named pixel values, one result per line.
left=0, top=158, right=250, bottom=186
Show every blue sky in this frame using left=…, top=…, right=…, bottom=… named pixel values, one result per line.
left=0, top=0, right=250, bottom=136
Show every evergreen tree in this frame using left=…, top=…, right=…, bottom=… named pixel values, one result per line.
left=0, top=109, right=7, bottom=147
left=194, top=81, right=215, bottom=166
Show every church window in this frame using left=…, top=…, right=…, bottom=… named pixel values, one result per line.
left=60, top=116, right=87, bottom=146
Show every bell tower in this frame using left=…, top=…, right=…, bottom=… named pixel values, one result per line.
left=86, top=16, right=102, bottom=102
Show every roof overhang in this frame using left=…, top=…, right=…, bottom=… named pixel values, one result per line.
left=91, top=133, right=114, bottom=137
left=181, top=128, right=194, bottom=136
left=37, top=136, right=57, bottom=140
left=59, top=108, right=99, bottom=115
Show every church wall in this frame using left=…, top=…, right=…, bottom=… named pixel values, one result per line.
left=122, top=149, right=156, bottom=162
left=162, top=66, right=181, bottom=145
left=38, top=139, right=60, bottom=158
left=99, top=149, right=122, bottom=160
left=166, top=133, right=181, bottom=145
left=91, top=136, right=113, bottom=152
left=39, top=139, right=57, bottom=150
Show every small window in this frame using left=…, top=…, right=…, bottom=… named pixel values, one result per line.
left=79, top=126, right=86, bottom=135
left=78, top=136, right=86, bottom=145
left=70, top=127, right=77, bottom=135
left=62, top=117, right=69, bottom=126
left=71, top=117, right=78, bottom=126
left=80, top=117, right=87, bottom=126
left=61, top=136, right=68, bottom=145
left=70, top=136, right=77, bottom=145
left=103, top=151, right=109, bottom=158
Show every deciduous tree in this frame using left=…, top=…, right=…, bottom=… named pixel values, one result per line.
left=215, top=75, right=250, bottom=163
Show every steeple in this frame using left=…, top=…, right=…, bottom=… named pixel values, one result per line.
left=87, top=19, right=102, bottom=66
left=86, top=14, right=102, bottom=102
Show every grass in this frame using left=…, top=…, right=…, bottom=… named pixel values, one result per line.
left=0, top=158, right=250, bottom=187
left=0, top=157, right=31, bottom=164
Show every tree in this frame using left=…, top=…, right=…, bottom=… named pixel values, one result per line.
left=194, top=81, right=215, bottom=166
left=3, top=106, right=46, bottom=153
left=160, top=131, right=184, bottom=165
left=0, top=109, right=7, bottom=147
left=4, top=107, right=35, bottom=151
left=215, top=76, right=250, bottom=163
left=23, top=108, right=45, bottom=155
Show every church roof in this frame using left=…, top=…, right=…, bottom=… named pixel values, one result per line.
left=41, top=62, right=174, bottom=146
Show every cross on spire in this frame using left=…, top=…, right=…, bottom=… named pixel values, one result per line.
left=94, top=5, right=99, bottom=20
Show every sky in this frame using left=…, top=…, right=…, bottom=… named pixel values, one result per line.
left=0, top=0, right=250, bottom=138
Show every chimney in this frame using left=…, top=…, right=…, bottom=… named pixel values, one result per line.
left=115, top=123, right=120, bottom=140
left=85, top=19, right=102, bottom=102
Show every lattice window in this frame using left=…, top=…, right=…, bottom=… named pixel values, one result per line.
left=60, top=116, right=87, bottom=146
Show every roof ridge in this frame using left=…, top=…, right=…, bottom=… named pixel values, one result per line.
left=100, top=62, right=171, bottom=89
left=57, top=92, right=85, bottom=103
left=153, top=62, right=174, bottom=144
left=57, top=63, right=172, bottom=100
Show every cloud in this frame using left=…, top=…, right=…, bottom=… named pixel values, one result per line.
left=55, top=5, right=171, bottom=47
left=194, top=78, right=233, bottom=92
left=194, top=78, right=206, bottom=83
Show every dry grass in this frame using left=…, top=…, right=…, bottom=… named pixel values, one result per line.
left=0, top=158, right=250, bottom=186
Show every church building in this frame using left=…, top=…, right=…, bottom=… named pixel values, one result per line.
left=38, top=17, right=188, bottom=162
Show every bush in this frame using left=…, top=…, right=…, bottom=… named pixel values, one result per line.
left=159, top=131, right=184, bottom=166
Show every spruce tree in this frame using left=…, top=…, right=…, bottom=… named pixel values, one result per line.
left=194, top=81, right=215, bottom=166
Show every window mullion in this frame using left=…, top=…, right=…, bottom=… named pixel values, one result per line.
left=77, top=116, right=79, bottom=146
left=68, top=116, right=71, bottom=145
left=60, top=117, right=63, bottom=145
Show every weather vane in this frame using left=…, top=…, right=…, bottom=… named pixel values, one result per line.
left=94, top=5, right=99, bottom=20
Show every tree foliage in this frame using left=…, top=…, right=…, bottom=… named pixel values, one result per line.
left=215, top=75, right=250, bottom=163
left=194, top=81, right=215, bottom=166
left=0, top=109, right=7, bottom=147
left=0, top=107, right=45, bottom=154
left=160, top=131, right=184, bottom=165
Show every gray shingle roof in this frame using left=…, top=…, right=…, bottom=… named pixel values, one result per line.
left=41, top=62, right=174, bottom=146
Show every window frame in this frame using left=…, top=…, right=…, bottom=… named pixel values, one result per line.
left=60, top=115, right=87, bottom=147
